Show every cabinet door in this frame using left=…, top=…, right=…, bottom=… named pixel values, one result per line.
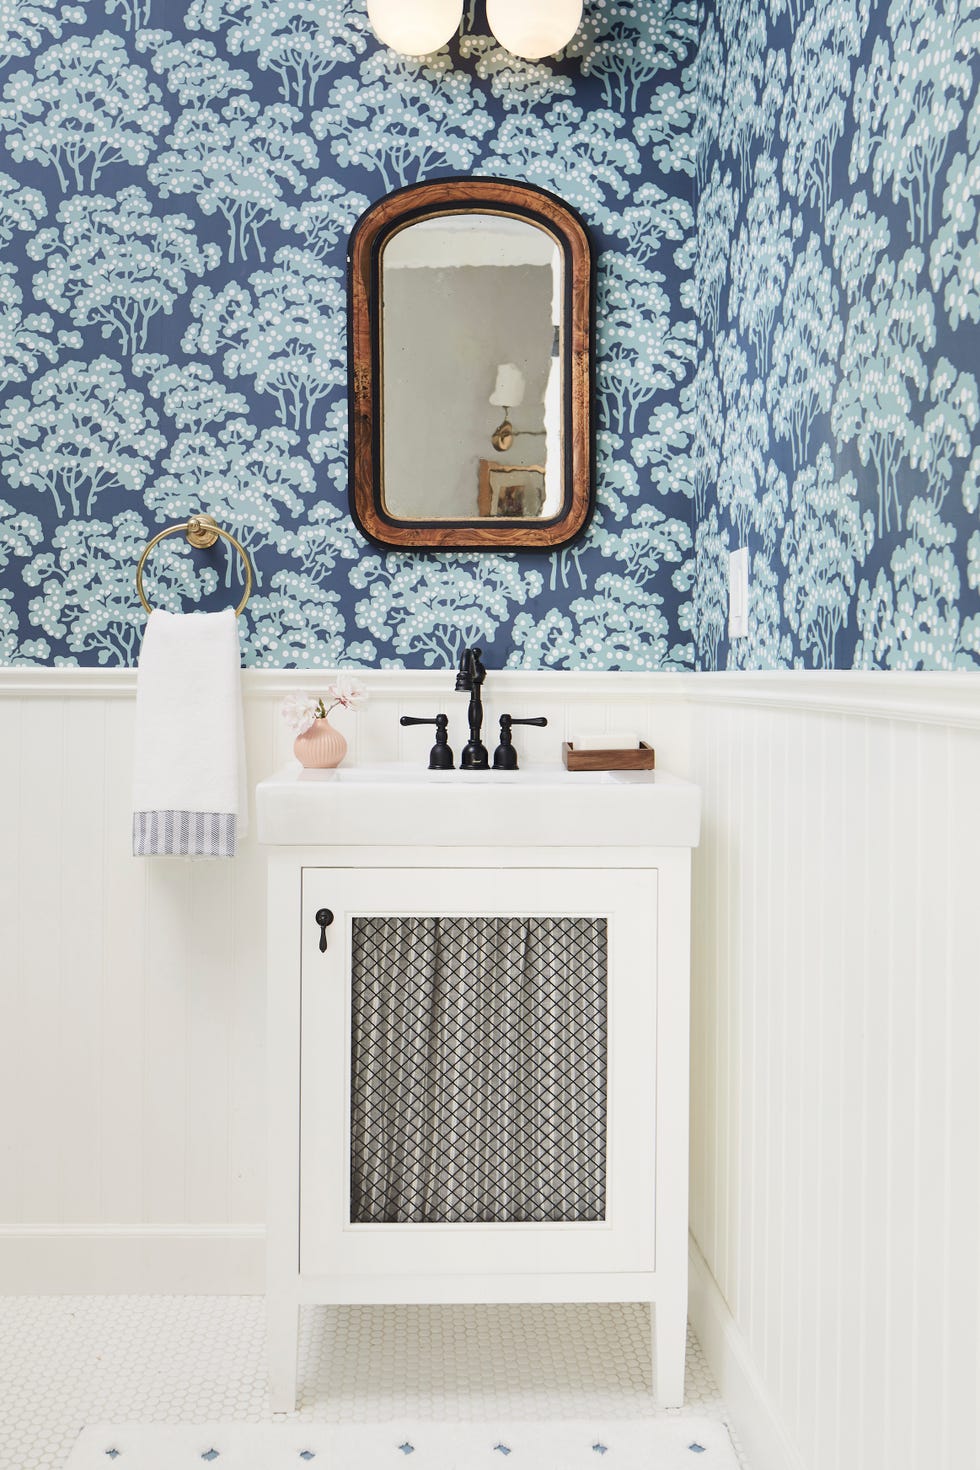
left=299, top=866, right=657, bottom=1278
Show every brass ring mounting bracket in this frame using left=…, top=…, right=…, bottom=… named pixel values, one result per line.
left=135, top=514, right=253, bottom=617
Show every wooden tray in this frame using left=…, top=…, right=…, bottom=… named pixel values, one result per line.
left=562, top=740, right=656, bottom=772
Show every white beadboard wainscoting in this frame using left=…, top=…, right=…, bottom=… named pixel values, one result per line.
left=2, top=667, right=979, bottom=1470
left=685, top=674, right=980, bottom=1470
left=0, top=668, right=692, bottom=1293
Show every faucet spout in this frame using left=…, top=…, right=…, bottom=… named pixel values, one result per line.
left=455, top=646, right=474, bottom=692
left=457, top=647, right=489, bottom=769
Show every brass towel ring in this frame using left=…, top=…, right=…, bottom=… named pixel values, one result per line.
left=136, top=514, right=252, bottom=617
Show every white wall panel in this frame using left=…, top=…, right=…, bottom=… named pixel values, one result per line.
left=686, top=680, right=980, bottom=1470
left=3, top=659, right=978, bottom=1470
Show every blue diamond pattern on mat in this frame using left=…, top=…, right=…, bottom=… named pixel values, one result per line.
left=593, top=1446, right=608, bottom=1455
left=105, top=1455, right=120, bottom=1462
left=299, top=1455, right=316, bottom=1462
left=689, top=1446, right=707, bottom=1455
left=494, top=1446, right=512, bottom=1457
left=201, top=1454, right=220, bottom=1463
left=398, top=1445, right=414, bottom=1456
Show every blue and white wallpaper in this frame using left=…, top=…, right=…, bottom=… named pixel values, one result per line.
left=0, top=0, right=977, bottom=670
left=0, top=0, right=699, bottom=669
left=693, top=0, right=980, bottom=668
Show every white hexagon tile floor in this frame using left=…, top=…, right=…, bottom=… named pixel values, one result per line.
left=0, top=1299, right=749, bottom=1470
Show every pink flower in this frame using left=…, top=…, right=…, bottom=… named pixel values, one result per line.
left=326, top=675, right=368, bottom=711
left=281, top=679, right=368, bottom=732
left=280, top=693, right=320, bottom=735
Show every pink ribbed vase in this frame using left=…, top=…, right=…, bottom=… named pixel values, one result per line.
left=293, top=716, right=347, bottom=769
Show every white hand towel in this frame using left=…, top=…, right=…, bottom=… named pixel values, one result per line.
left=132, top=608, right=247, bottom=858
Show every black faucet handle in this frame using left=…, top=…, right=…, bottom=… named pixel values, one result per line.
left=492, top=714, right=548, bottom=771
left=399, top=713, right=454, bottom=770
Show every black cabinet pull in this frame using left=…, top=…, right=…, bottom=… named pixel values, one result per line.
left=315, top=908, right=334, bottom=952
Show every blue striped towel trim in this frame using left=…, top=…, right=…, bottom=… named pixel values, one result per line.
left=133, top=811, right=237, bottom=858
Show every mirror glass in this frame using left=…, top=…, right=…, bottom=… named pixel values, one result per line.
left=348, top=179, right=594, bottom=552
left=381, top=214, right=563, bottom=523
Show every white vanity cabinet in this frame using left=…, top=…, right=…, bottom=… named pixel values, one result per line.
left=258, top=765, right=700, bottom=1413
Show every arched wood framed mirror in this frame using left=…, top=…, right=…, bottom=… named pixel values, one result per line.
left=348, top=178, right=594, bottom=551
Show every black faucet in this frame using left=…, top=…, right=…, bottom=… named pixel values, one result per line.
left=455, top=646, right=489, bottom=769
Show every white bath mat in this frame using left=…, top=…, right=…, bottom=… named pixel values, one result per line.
left=66, top=1418, right=738, bottom=1470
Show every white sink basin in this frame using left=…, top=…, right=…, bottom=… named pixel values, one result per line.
left=256, top=763, right=701, bottom=848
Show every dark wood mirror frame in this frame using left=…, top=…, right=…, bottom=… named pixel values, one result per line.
left=348, top=177, right=595, bottom=552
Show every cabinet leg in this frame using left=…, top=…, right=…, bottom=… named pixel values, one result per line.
left=267, top=1298, right=300, bottom=1415
left=651, top=1298, right=687, bottom=1408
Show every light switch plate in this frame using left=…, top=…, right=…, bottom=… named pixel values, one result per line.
left=728, top=547, right=749, bottom=639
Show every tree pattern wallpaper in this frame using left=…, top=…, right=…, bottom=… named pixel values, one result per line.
left=0, top=0, right=975, bottom=670
left=0, top=0, right=699, bottom=669
left=694, top=0, right=980, bottom=668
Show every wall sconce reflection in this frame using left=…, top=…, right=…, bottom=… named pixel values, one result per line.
left=368, top=0, right=583, bottom=60
left=489, top=362, right=546, bottom=453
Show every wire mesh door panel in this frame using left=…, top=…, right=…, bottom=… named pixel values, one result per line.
left=350, top=914, right=607, bottom=1226
left=300, top=867, right=657, bottom=1279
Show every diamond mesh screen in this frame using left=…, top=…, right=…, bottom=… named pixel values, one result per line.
left=349, top=915, right=607, bottom=1225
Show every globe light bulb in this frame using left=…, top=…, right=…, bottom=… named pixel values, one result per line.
left=486, top=0, right=584, bottom=59
left=367, top=0, right=464, bottom=55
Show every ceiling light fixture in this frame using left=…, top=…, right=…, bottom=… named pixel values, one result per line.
left=367, top=0, right=583, bottom=60
left=366, top=0, right=464, bottom=56
left=485, top=0, right=584, bottom=60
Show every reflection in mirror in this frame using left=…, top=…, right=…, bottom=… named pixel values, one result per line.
left=381, top=215, right=562, bottom=522
left=348, top=178, right=594, bottom=551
